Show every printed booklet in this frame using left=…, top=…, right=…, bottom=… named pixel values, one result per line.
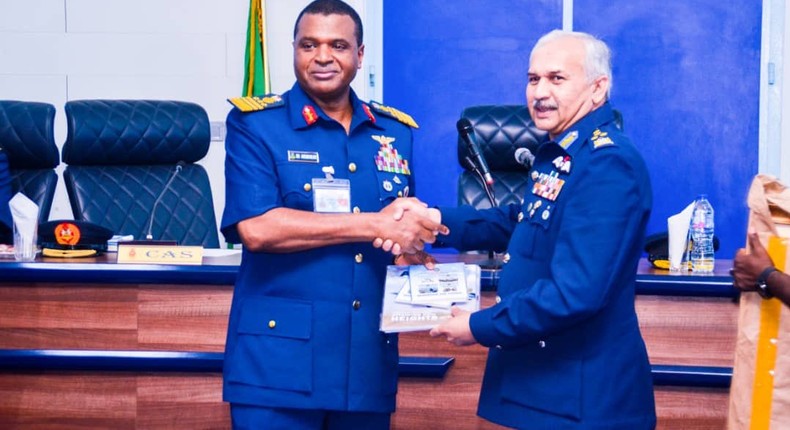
left=380, top=262, right=481, bottom=333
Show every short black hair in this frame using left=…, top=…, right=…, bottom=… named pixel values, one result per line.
left=293, top=0, right=363, bottom=47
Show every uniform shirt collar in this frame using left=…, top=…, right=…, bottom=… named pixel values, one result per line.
left=287, top=82, right=381, bottom=131
left=552, top=102, right=616, bottom=155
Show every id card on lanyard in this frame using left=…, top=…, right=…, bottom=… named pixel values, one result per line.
left=312, top=178, right=351, bottom=213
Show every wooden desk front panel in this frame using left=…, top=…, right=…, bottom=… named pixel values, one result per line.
left=0, top=285, right=735, bottom=429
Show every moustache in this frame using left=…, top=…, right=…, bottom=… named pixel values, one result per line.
left=533, top=100, right=558, bottom=110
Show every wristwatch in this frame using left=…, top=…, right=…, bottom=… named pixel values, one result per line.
left=756, top=267, right=778, bottom=299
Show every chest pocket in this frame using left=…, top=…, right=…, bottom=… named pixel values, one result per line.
left=374, top=170, right=408, bottom=205
left=277, top=162, right=321, bottom=211
left=512, top=196, right=554, bottom=259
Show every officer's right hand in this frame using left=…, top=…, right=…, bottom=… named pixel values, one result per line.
left=376, top=199, right=447, bottom=255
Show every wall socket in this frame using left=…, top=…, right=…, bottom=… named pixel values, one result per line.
left=210, top=121, right=226, bottom=142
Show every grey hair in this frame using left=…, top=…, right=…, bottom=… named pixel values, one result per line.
left=531, top=30, right=612, bottom=98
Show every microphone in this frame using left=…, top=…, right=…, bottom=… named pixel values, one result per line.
left=462, top=156, right=496, bottom=208
left=457, top=118, right=494, bottom=185
left=145, top=161, right=185, bottom=241
left=514, top=147, right=535, bottom=169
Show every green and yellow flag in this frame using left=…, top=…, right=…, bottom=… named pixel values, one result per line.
left=243, top=0, right=270, bottom=97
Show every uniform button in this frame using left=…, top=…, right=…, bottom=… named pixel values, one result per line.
left=397, top=191, right=403, bottom=197
left=517, top=212, right=524, bottom=222
left=268, top=320, right=276, bottom=329
left=352, top=300, right=361, bottom=310
left=502, top=253, right=511, bottom=264
left=355, top=253, right=363, bottom=263
left=495, top=345, right=503, bottom=350
left=353, top=206, right=361, bottom=214
left=538, top=340, right=546, bottom=348
left=303, top=183, right=312, bottom=192
left=348, top=162, right=357, bottom=173
left=495, top=295, right=502, bottom=304
left=531, top=171, right=539, bottom=181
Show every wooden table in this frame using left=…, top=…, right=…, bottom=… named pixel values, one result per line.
left=0, top=253, right=737, bottom=429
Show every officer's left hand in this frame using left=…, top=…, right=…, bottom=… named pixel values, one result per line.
left=394, top=250, right=437, bottom=270
left=429, top=307, right=477, bottom=346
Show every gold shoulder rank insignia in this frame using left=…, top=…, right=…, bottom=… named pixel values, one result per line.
left=369, top=101, right=419, bottom=128
left=558, top=130, right=579, bottom=149
left=591, top=129, right=615, bottom=149
left=227, top=94, right=284, bottom=113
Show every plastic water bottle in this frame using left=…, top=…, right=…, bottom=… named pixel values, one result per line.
left=689, top=195, right=715, bottom=273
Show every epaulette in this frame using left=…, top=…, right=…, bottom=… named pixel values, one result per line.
left=590, top=128, right=616, bottom=150
left=369, top=101, right=419, bottom=128
left=227, top=94, right=284, bottom=113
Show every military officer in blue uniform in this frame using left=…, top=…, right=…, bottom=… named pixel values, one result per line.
left=427, top=30, right=657, bottom=429
left=0, top=146, right=13, bottom=243
left=220, top=1, right=444, bottom=429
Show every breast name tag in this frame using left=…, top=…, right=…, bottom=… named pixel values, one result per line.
left=312, top=178, right=351, bottom=213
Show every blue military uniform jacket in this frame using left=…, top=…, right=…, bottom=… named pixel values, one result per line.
left=0, top=148, right=13, bottom=242
left=439, top=103, right=656, bottom=429
left=221, top=83, right=416, bottom=412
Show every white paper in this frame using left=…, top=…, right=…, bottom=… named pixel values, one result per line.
left=667, top=202, right=694, bottom=271
left=9, top=193, right=38, bottom=236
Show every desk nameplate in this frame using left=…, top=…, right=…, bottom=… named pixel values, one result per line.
left=116, top=244, right=204, bottom=265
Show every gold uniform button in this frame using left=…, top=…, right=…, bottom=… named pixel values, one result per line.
left=355, top=253, right=363, bottom=263
left=348, top=162, right=357, bottom=173
left=353, top=206, right=361, bottom=214
left=268, top=320, right=276, bottom=329
left=303, top=183, right=312, bottom=192
left=502, top=253, right=511, bottom=264
left=352, top=300, right=361, bottom=310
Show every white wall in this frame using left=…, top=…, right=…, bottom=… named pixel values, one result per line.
left=0, top=0, right=381, bottom=246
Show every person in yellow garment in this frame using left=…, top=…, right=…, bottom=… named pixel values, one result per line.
left=732, top=231, right=790, bottom=307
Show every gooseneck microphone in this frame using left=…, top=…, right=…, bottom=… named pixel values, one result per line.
left=145, top=161, right=185, bottom=240
left=514, top=147, right=536, bottom=169
left=456, top=118, right=494, bottom=185
left=462, top=156, right=496, bottom=208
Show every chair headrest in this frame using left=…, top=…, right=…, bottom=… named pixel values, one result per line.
left=457, top=105, right=548, bottom=172
left=0, top=100, right=59, bottom=169
left=62, top=99, right=210, bottom=166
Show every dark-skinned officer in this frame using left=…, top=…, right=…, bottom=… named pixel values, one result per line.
left=220, top=1, right=446, bottom=429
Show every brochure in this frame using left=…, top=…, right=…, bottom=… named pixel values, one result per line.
left=380, top=263, right=481, bottom=333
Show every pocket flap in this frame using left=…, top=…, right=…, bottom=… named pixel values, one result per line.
left=238, top=297, right=312, bottom=339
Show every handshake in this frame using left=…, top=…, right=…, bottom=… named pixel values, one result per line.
left=372, top=198, right=448, bottom=257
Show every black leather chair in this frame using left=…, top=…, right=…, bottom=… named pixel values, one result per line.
left=457, top=105, right=623, bottom=209
left=61, top=99, right=219, bottom=248
left=0, top=100, right=60, bottom=224
left=457, top=105, right=547, bottom=209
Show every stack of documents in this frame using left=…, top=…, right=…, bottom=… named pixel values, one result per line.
left=380, top=262, right=481, bottom=333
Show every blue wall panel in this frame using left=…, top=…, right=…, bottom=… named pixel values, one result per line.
left=383, top=0, right=562, bottom=211
left=383, top=1, right=761, bottom=257
left=576, top=0, right=762, bottom=257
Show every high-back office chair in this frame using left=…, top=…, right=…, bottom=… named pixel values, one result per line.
left=61, top=99, right=219, bottom=248
left=0, top=100, right=60, bottom=223
left=457, top=105, right=624, bottom=209
left=457, top=105, right=547, bottom=209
